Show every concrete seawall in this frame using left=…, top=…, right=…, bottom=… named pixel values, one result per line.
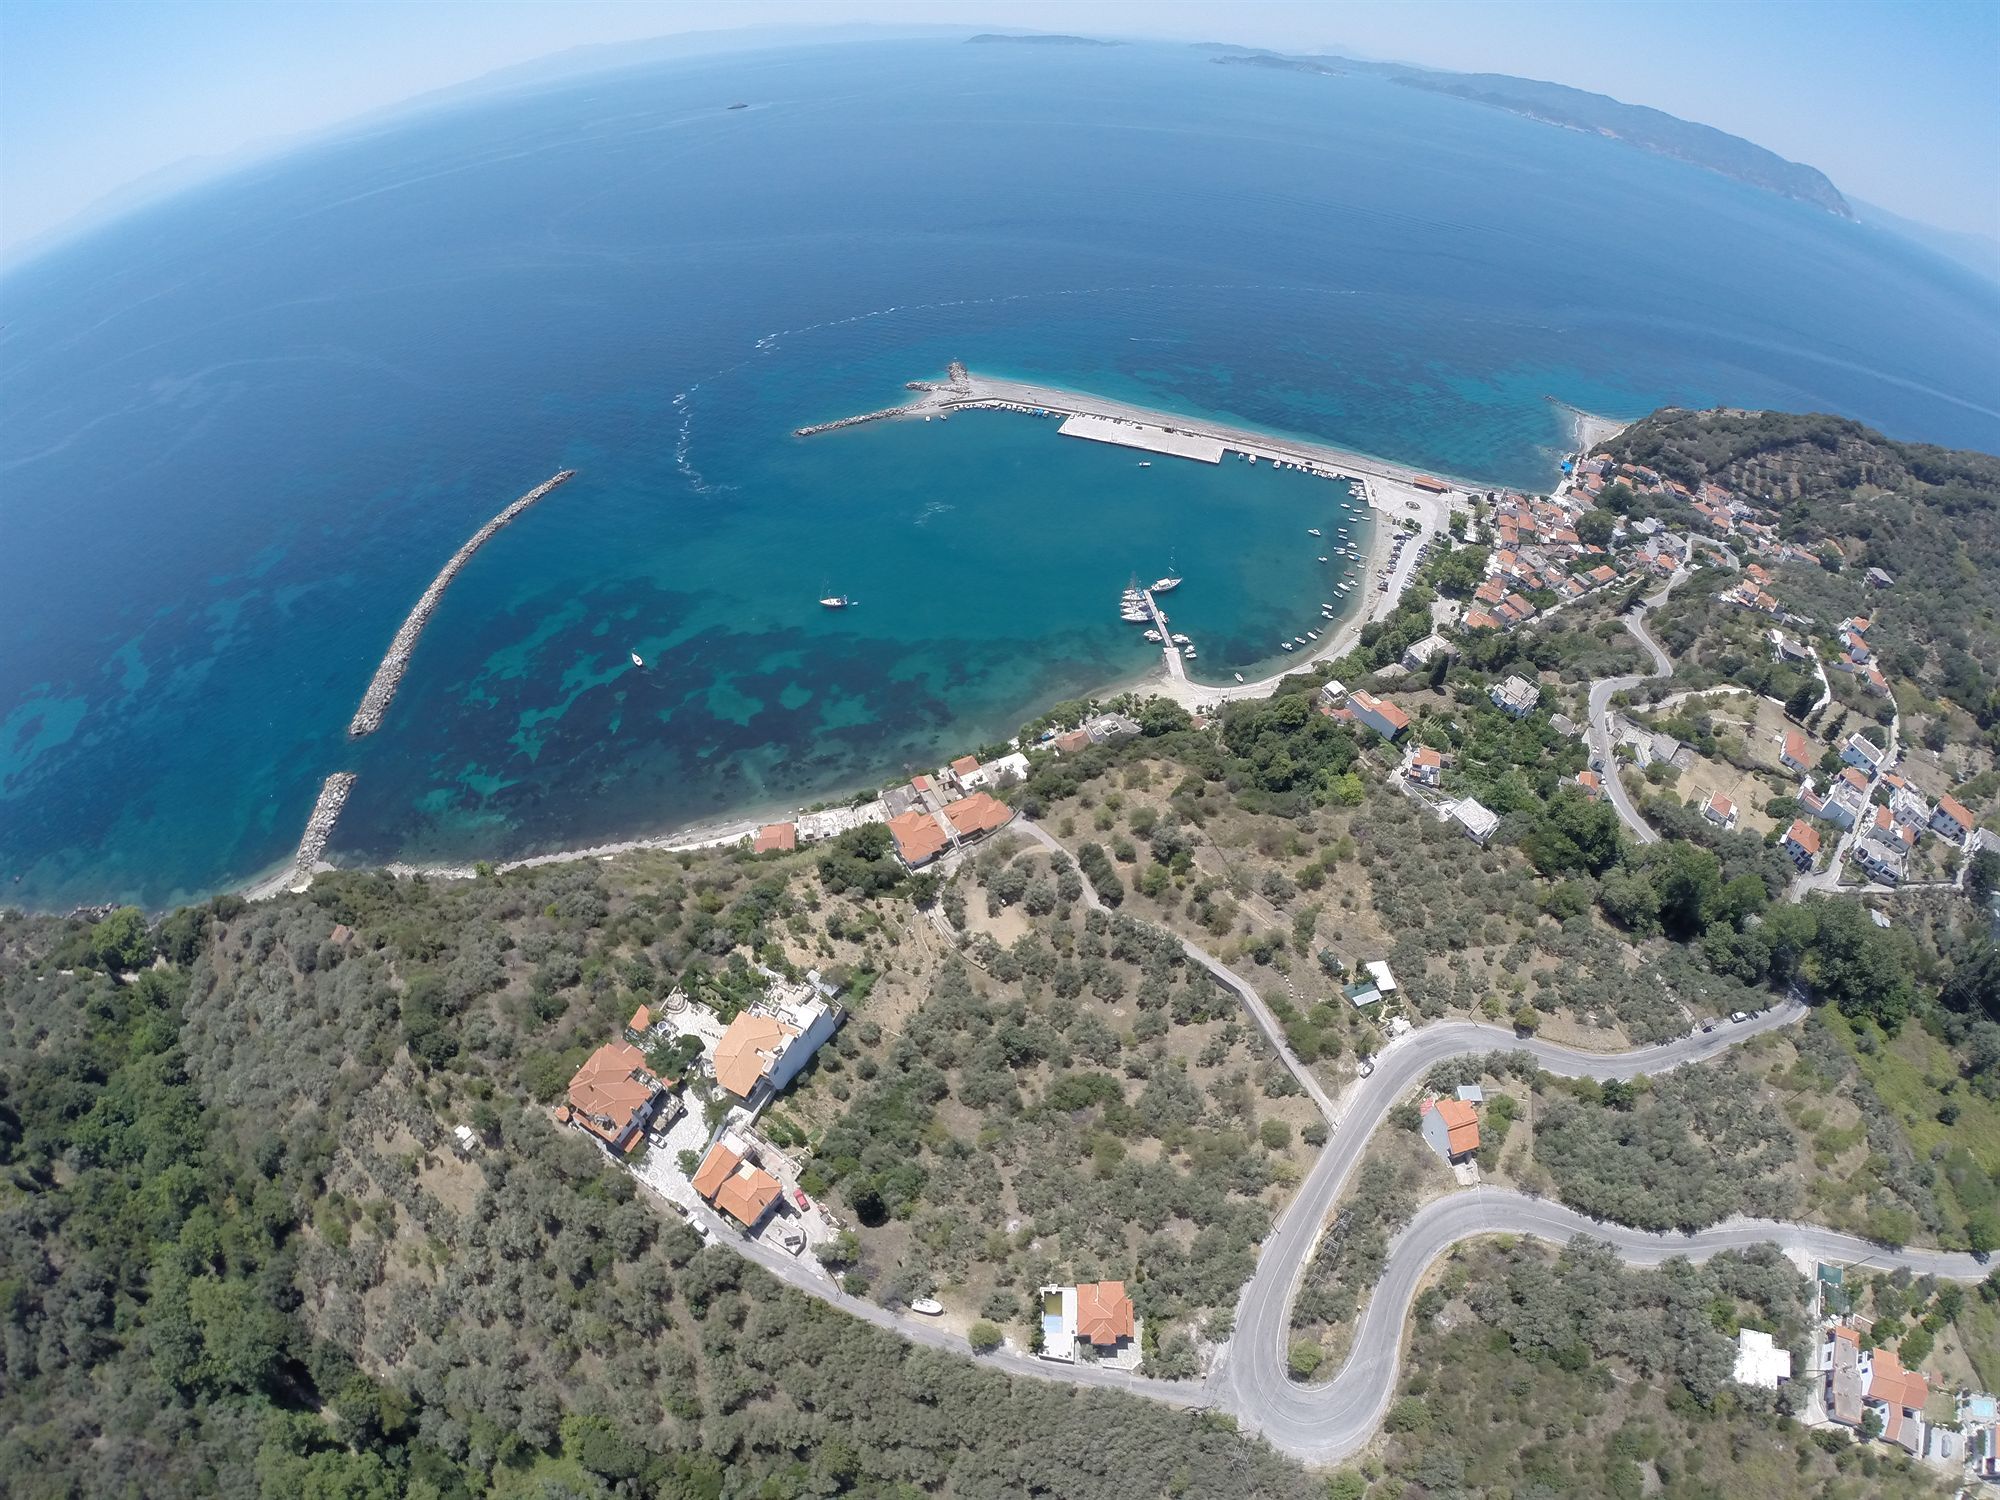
left=348, top=470, right=575, bottom=737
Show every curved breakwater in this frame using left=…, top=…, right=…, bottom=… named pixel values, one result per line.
left=347, top=470, right=576, bottom=736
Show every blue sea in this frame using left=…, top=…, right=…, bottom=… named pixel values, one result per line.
left=3, top=38, right=1997, bottom=911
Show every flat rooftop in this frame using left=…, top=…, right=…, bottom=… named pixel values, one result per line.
left=1058, top=412, right=1224, bottom=463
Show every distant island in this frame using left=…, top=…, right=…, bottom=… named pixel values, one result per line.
left=967, top=33, right=1120, bottom=47
left=1213, top=53, right=1344, bottom=78
left=1197, top=45, right=1853, bottom=219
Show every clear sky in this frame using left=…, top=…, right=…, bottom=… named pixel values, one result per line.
left=2, top=0, right=1996, bottom=258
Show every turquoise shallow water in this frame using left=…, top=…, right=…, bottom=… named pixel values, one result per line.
left=1, top=38, right=1996, bottom=909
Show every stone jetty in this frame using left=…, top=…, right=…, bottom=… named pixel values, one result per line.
left=348, top=470, right=575, bottom=737
left=292, top=772, right=357, bottom=886
left=792, top=407, right=909, bottom=437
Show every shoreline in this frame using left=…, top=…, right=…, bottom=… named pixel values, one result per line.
left=40, top=379, right=1610, bottom=916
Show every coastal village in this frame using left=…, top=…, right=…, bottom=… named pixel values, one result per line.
left=234, top=375, right=1997, bottom=1489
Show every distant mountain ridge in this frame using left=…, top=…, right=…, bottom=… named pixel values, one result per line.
left=1196, top=44, right=1854, bottom=219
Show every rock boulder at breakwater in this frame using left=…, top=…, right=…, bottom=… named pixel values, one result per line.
left=347, top=470, right=576, bottom=737
left=292, top=772, right=357, bottom=885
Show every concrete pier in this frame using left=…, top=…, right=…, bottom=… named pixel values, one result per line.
left=348, top=470, right=575, bottom=737
left=1142, top=588, right=1186, bottom=681
left=291, top=772, right=356, bottom=888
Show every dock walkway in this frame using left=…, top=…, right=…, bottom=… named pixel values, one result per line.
left=1142, top=588, right=1185, bottom=681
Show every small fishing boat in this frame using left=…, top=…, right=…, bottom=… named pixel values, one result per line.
left=1234, top=672, right=1245, bottom=683
left=1143, top=629, right=1163, bottom=642
left=630, top=652, right=644, bottom=667
left=1137, top=461, right=1152, bottom=468
left=1182, top=645, right=1198, bottom=659
left=1281, top=642, right=1294, bottom=651
left=1317, top=556, right=1330, bottom=563
left=1307, top=528, right=1322, bottom=537
left=1307, top=630, right=1319, bottom=640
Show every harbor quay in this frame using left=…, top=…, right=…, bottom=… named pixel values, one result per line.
left=348, top=469, right=576, bottom=737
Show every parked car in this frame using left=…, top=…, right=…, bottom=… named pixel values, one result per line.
left=1357, top=1056, right=1376, bottom=1078
left=793, top=1188, right=811, bottom=1211
left=1730, top=1010, right=1750, bottom=1023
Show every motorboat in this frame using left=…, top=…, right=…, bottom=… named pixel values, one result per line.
left=1317, top=556, right=1330, bottom=563
left=1170, top=633, right=1191, bottom=645
left=1137, top=461, right=1152, bottom=468
left=1182, top=645, right=1197, bottom=659
left=1143, top=629, right=1163, bottom=642
left=1307, top=528, right=1322, bottom=537
left=820, top=596, right=853, bottom=609
left=1234, top=672, right=1245, bottom=683
left=1151, top=576, right=1182, bottom=592
left=1281, top=642, right=1294, bottom=651
left=910, top=1297, right=945, bottom=1316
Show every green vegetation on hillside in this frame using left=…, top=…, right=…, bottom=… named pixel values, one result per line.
left=1365, top=1239, right=1948, bottom=1500
left=0, top=878, right=1320, bottom=1499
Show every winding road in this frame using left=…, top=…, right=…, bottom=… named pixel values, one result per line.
left=650, top=820, right=1988, bottom=1469
left=1585, top=562, right=1685, bottom=846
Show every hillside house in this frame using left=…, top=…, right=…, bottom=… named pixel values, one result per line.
left=1489, top=675, right=1540, bottom=719
left=1348, top=690, right=1410, bottom=743
left=1450, top=797, right=1500, bottom=846
left=1841, top=733, right=1886, bottom=777
left=752, top=822, right=797, bottom=854
left=1783, top=819, right=1822, bottom=872
left=711, top=984, right=842, bottom=1106
left=560, top=1042, right=666, bottom=1155
left=1866, top=1348, right=1929, bottom=1456
left=887, top=809, right=950, bottom=868
left=1420, top=1097, right=1480, bottom=1163
left=1932, top=794, right=1975, bottom=843
left=942, top=790, right=1014, bottom=843
left=1703, top=793, right=1736, bottom=829
left=692, top=1137, right=783, bottom=1231
left=1403, top=744, right=1444, bottom=788
left=1403, top=632, right=1457, bottom=669
left=1732, top=1328, right=1792, bottom=1389
left=1780, top=728, right=1813, bottom=775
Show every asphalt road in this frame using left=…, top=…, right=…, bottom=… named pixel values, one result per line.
left=1584, top=566, right=1684, bottom=846
left=650, top=823, right=1989, bottom=1466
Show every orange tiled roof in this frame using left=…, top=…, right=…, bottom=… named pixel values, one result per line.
left=1786, top=819, right=1821, bottom=855
left=1076, top=1280, right=1136, bottom=1345
left=888, top=808, right=950, bottom=865
left=1434, top=1098, right=1480, bottom=1155
left=566, top=1042, right=658, bottom=1145
left=1783, top=729, right=1808, bottom=763
left=1351, top=690, right=1409, bottom=730
left=1867, top=1348, right=1929, bottom=1412
left=1936, top=794, right=1972, bottom=831
left=714, top=1163, right=782, bottom=1227
left=943, top=791, right=1013, bottom=838
left=713, top=1011, right=799, bottom=1098
left=949, top=754, right=980, bottom=777
left=1053, top=729, right=1092, bottom=754
left=753, top=822, right=797, bottom=853
left=1411, top=745, right=1443, bottom=768
left=692, top=1140, right=744, bottom=1199
left=629, top=1004, right=652, bottom=1032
